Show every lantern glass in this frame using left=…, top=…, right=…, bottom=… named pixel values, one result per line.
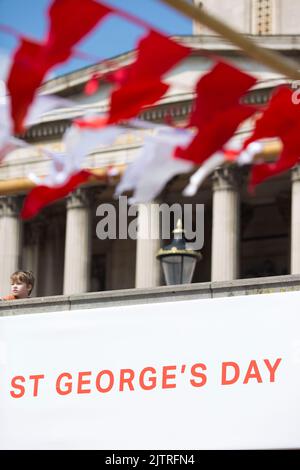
left=161, top=254, right=197, bottom=285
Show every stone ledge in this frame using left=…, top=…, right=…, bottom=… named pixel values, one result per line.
left=69, top=282, right=212, bottom=310
left=0, top=295, right=71, bottom=316
left=1, top=275, right=300, bottom=316
left=211, top=275, right=300, bottom=298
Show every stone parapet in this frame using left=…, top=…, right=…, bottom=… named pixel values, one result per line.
left=1, top=274, right=300, bottom=316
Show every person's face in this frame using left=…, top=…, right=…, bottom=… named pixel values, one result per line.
left=10, top=280, right=31, bottom=299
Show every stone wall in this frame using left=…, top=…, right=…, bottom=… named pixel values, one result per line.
left=1, top=274, right=300, bottom=317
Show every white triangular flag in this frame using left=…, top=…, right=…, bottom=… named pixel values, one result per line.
left=115, top=126, right=194, bottom=204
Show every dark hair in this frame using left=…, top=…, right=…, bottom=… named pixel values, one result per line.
left=10, top=271, right=35, bottom=296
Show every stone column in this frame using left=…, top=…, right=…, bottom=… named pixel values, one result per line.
left=291, top=166, right=300, bottom=274
left=63, top=189, right=91, bottom=295
left=211, top=167, right=240, bottom=282
left=0, top=196, right=22, bottom=294
left=135, top=202, right=161, bottom=288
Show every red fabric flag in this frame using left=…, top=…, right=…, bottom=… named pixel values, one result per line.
left=45, top=0, right=112, bottom=66
left=245, top=87, right=299, bottom=144
left=108, top=80, right=169, bottom=123
left=175, top=61, right=257, bottom=165
left=21, top=170, right=92, bottom=220
left=188, top=61, right=257, bottom=129
left=84, top=73, right=101, bottom=95
left=7, top=39, right=50, bottom=134
left=74, top=115, right=108, bottom=129
left=245, top=87, right=300, bottom=188
left=249, top=151, right=298, bottom=189
left=176, top=105, right=255, bottom=164
left=107, top=31, right=191, bottom=123
left=122, top=31, right=191, bottom=83
left=7, top=0, right=112, bottom=133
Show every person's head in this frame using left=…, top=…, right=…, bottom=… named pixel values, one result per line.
left=10, top=271, right=35, bottom=299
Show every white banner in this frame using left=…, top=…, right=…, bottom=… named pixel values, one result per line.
left=0, top=290, right=300, bottom=450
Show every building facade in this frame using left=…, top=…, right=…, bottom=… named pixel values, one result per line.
left=0, top=0, right=300, bottom=297
left=193, top=0, right=300, bottom=35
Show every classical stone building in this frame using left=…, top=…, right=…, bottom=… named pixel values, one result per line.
left=193, top=0, right=300, bottom=35
left=0, top=0, right=299, bottom=297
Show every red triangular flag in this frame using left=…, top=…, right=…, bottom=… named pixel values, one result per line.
left=107, top=31, right=191, bottom=123
left=8, top=0, right=112, bottom=133
left=108, top=80, right=169, bottom=123
left=123, top=30, right=191, bottom=83
left=7, top=39, right=49, bottom=134
left=176, top=105, right=255, bottom=164
left=188, top=61, right=257, bottom=129
left=45, top=0, right=112, bottom=66
left=21, top=170, right=92, bottom=220
left=175, top=61, right=257, bottom=165
left=245, top=87, right=300, bottom=187
left=249, top=151, right=298, bottom=189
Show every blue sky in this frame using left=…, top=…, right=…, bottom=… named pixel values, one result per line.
left=0, top=0, right=192, bottom=78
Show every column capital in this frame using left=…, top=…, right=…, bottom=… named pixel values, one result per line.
left=66, top=188, right=91, bottom=210
left=291, top=165, right=300, bottom=183
left=212, top=166, right=242, bottom=192
left=0, top=195, right=22, bottom=217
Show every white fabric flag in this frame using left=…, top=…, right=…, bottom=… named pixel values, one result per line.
left=182, top=139, right=265, bottom=197
left=182, top=152, right=225, bottom=197
left=0, top=94, right=74, bottom=162
left=115, top=127, right=194, bottom=204
left=28, top=123, right=126, bottom=187
left=237, top=141, right=265, bottom=165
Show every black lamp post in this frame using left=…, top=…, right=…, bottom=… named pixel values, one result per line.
left=156, top=219, right=202, bottom=285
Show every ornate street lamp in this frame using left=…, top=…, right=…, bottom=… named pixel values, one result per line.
left=156, top=219, right=202, bottom=285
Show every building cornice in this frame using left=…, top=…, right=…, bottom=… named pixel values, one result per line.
left=39, top=34, right=300, bottom=97
left=0, top=165, right=126, bottom=196
left=21, top=85, right=272, bottom=143
left=175, top=34, right=300, bottom=52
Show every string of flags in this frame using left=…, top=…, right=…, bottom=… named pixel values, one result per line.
left=0, top=0, right=299, bottom=220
